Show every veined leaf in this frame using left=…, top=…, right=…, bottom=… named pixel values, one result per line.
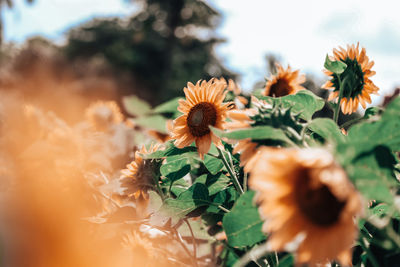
left=253, top=90, right=324, bottom=121
left=211, top=126, right=294, bottom=145
left=150, top=183, right=211, bottom=226
left=308, top=118, right=345, bottom=144
left=222, top=191, right=266, bottom=248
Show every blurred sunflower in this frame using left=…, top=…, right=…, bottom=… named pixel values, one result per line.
left=249, top=147, right=362, bottom=266
left=264, top=64, right=306, bottom=97
left=172, top=79, right=231, bottom=158
left=85, top=101, right=123, bottom=130
left=322, top=43, right=379, bottom=114
left=123, top=231, right=164, bottom=267
left=120, top=144, right=161, bottom=202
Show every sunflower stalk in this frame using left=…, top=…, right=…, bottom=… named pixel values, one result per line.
left=217, top=147, right=244, bottom=195
left=333, top=76, right=349, bottom=124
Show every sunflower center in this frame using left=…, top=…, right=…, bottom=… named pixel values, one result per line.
left=332, top=58, right=365, bottom=99
left=268, top=79, right=291, bottom=97
left=296, top=169, right=346, bottom=226
left=187, top=102, right=217, bottom=137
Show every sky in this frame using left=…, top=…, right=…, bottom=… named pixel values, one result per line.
left=3, top=0, right=400, bottom=104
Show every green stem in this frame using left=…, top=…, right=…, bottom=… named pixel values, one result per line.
left=233, top=244, right=270, bottom=267
left=333, top=75, right=347, bottom=124
left=359, top=235, right=380, bottom=267
left=243, top=171, right=248, bottom=192
left=154, top=177, right=166, bottom=201
left=217, top=205, right=230, bottom=213
left=217, top=147, right=244, bottom=195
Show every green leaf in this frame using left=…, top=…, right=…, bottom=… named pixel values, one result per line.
left=160, top=157, right=191, bottom=182
left=211, top=126, right=294, bottom=145
left=153, top=97, right=181, bottom=114
left=222, top=191, right=266, bottom=248
left=278, top=254, right=294, bottom=267
left=344, top=97, right=400, bottom=156
left=253, top=90, right=325, bottom=121
left=194, top=173, right=231, bottom=196
left=344, top=146, right=398, bottom=203
left=150, top=183, right=211, bottom=226
left=308, top=118, right=345, bottom=144
left=133, top=115, right=168, bottom=133
left=203, top=154, right=225, bottom=175
left=324, top=54, right=347, bottom=74
left=144, top=141, right=197, bottom=159
left=122, top=95, right=151, bottom=116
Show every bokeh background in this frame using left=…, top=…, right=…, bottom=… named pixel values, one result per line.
left=2, top=0, right=399, bottom=108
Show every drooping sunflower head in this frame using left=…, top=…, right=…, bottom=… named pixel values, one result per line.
left=264, top=64, right=306, bottom=97
left=120, top=144, right=162, bottom=202
left=322, top=43, right=379, bottom=114
left=85, top=101, right=123, bottom=130
left=172, top=79, right=232, bottom=158
left=249, top=147, right=362, bottom=266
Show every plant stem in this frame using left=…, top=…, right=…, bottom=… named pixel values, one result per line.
left=217, top=205, right=230, bottom=213
left=233, top=243, right=270, bottom=267
left=217, top=147, right=244, bottom=195
left=333, top=75, right=347, bottom=124
left=359, top=236, right=380, bottom=267
left=243, top=171, right=248, bottom=192
left=173, top=228, right=198, bottom=267
left=184, top=219, right=197, bottom=263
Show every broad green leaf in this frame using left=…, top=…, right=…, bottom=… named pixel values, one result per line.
left=222, top=191, right=266, bottom=248
left=203, top=154, right=225, bottom=175
left=160, top=157, right=191, bottom=182
left=253, top=90, right=325, bottom=121
left=324, top=54, right=347, bottom=74
left=122, top=95, right=151, bottom=116
left=278, top=254, right=294, bottom=267
left=344, top=146, right=398, bottom=203
left=211, top=126, right=294, bottom=145
left=345, top=97, right=400, bottom=156
left=153, top=97, right=181, bottom=114
left=206, top=187, right=238, bottom=213
left=144, top=141, right=197, bottom=159
left=308, top=118, right=345, bottom=144
left=133, top=115, right=168, bottom=133
left=150, top=183, right=211, bottom=226
left=194, top=173, right=231, bottom=196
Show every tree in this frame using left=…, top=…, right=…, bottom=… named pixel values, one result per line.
left=64, top=0, right=236, bottom=105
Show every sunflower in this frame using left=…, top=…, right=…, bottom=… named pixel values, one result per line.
left=249, top=147, right=362, bottom=266
left=120, top=144, right=161, bottom=202
left=264, top=64, right=306, bottom=97
left=123, top=231, right=164, bottom=266
left=322, top=43, right=379, bottom=114
left=172, top=79, right=231, bottom=158
left=85, top=101, right=123, bottom=130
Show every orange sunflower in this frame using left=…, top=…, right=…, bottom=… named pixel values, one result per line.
left=172, top=79, right=231, bottom=158
left=322, top=43, right=379, bottom=114
left=249, top=147, right=362, bottom=266
left=264, top=64, right=306, bottom=97
left=120, top=144, right=161, bottom=201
